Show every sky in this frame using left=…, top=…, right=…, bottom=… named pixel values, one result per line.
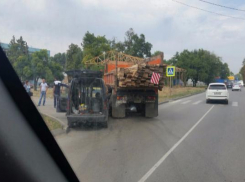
left=0, top=0, right=245, bottom=73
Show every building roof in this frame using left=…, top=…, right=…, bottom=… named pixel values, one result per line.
left=0, top=42, right=50, bottom=56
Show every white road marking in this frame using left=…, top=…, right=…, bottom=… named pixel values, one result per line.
left=232, top=102, right=238, bottom=107
left=170, top=99, right=182, bottom=104
left=181, top=100, right=191, bottom=104
left=138, top=105, right=215, bottom=182
left=193, top=100, right=202, bottom=105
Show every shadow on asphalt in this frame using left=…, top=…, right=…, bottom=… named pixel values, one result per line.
left=67, top=113, right=158, bottom=132
left=207, top=100, right=228, bottom=105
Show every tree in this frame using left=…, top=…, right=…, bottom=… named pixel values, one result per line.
left=240, top=65, right=245, bottom=81
left=8, top=36, right=29, bottom=64
left=123, top=28, right=152, bottom=58
left=30, top=49, right=51, bottom=90
left=220, top=63, right=230, bottom=79
left=109, top=28, right=153, bottom=58
left=152, top=51, right=162, bottom=57
left=235, top=73, right=242, bottom=80
left=7, top=36, right=30, bottom=81
left=170, top=49, right=228, bottom=87
left=82, top=31, right=110, bottom=62
left=51, top=53, right=66, bottom=70
left=110, top=38, right=125, bottom=52
left=66, top=44, right=83, bottom=70
left=242, top=58, right=245, bottom=66
left=166, top=52, right=179, bottom=65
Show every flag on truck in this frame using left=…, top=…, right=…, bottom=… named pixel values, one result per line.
left=151, top=72, right=161, bottom=84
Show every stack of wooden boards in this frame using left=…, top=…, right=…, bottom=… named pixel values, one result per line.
left=117, top=63, right=166, bottom=90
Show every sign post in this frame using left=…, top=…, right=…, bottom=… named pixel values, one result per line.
left=166, top=66, right=175, bottom=96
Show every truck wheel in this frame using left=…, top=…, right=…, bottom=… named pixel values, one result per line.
left=111, top=94, right=126, bottom=118
left=145, top=102, right=158, bottom=118
left=112, top=104, right=126, bottom=118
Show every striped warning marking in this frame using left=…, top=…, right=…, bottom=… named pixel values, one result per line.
left=151, top=72, right=161, bottom=84
left=232, top=102, right=238, bottom=107
left=181, top=100, right=191, bottom=104
left=193, top=100, right=202, bottom=105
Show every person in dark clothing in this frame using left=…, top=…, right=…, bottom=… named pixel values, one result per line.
left=53, top=78, right=62, bottom=108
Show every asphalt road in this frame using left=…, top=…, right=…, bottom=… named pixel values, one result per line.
left=42, top=89, right=245, bottom=182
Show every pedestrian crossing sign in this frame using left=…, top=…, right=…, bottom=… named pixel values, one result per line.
left=166, top=66, right=175, bottom=77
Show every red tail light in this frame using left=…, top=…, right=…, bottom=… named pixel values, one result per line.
left=66, top=99, right=69, bottom=111
left=154, top=88, right=158, bottom=94
left=147, top=96, right=156, bottom=100
left=117, top=96, right=124, bottom=100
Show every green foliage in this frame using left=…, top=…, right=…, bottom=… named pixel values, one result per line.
left=66, top=44, right=83, bottom=70
left=110, top=28, right=152, bottom=58
left=110, top=38, right=125, bottom=52
left=235, top=73, right=242, bottom=80
left=220, top=63, right=230, bottom=79
left=51, top=53, right=66, bottom=69
left=79, top=29, right=153, bottom=70
left=7, top=36, right=65, bottom=90
left=242, top=58, right=245, bottom=66
left=8, top=36, right=29, bottom=64
left=123, top=28, right=152, bottom=58
left=82, top=32, right=110, bottom=62
left=152, top=51, right=162, bottom=57
left=240, top=66, right=245, bottom=81
left=169, top=49, right=230, bottom=86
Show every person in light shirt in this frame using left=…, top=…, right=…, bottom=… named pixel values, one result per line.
left=38, top=79, right=48, bottom=106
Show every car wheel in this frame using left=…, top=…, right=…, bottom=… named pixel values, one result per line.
left=225, top=100, right=229, bottom=105
left=206, top=99, right=209, bottom=104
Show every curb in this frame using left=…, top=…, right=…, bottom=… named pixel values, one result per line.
left=52, top=128, right=66, bottom=136
left=158, top=90, right=205, bottom=105
left=40, top=112, right=67, bottom=136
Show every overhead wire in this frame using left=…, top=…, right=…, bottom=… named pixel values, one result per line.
left=199, top=0, right=245, bottom=12
left=172, top=0, right=245, bottom=21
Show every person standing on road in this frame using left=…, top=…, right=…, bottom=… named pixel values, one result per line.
left=38, top=79, right=48, bottom=106
left=24, top=80, right=32, bottom=96
left=53, top=78, right=61, bottom=108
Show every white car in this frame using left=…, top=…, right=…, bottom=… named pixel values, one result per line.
left=206, top=83, right=229, bottom=104
left=232, top=84, right=241, bottom=91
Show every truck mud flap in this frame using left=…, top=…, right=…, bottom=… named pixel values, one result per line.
left=112, top=95, right=125, bottom=118
left=145, top=102, right=158, bottom=117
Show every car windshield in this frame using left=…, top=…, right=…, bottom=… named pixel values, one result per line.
left=209, top=85, right=226, bottom=90
left=2, top=0, right=245, bottom=181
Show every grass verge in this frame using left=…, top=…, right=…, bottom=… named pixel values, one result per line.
left=41, top=114, right=63, bottom=131
left=159, top=86, right=205, bottom=103
left=33, top=89, right=54, bottom=98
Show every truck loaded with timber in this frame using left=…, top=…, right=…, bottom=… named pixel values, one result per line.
left=104, top=53, right=166, bottom=118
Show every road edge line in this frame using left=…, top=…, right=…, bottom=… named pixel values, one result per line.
left=138, top=105, right=215, bottom=182
left=158, top=90, right=205, bottom=105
